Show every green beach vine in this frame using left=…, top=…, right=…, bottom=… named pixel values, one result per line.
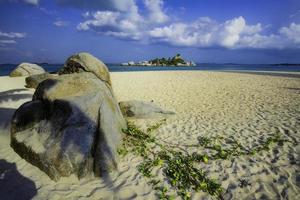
left=118, top=121, right=288, bottom=200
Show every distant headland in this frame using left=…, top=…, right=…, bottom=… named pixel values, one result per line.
left=270, top=63, right=300, bottom=66
left=121, top=54, right=196, bottom=67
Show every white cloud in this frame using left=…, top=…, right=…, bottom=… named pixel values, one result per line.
left=289, top=9, right=300, bottom=18
left=53, top=20, right=69, bottom=27
left=0, top=40, right=17, bottom=44
left=243, top=23, right=262, bottom=35
left=77, top=11, right=120, bottom=31
left=148, top=16, right=264, bottom=48
left=56, top=0, right=136, bottom=12
left=144, top=0, right=169, bottom=24
left=149, top=22, right=201, bottom=46
left=0, top=31, right=26, bottom=47
left=219, top=16, right=246, bottom=47
left=280, top=23, right=300, bottom=44
left=77, top=10, right=143, bottom=40
left=6, top=0, right=39, bottom=5
left=82, top=12, right=90, bottom=18
left=39, top=7, right=58, bottom=16
left=23, top=0, right=39, bottom=5
left=76, top=0, right=170, bottom=41
left=0, top=31, right=26, bottom=39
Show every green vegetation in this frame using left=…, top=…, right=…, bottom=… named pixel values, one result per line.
left=196, top=133, right=286, bottom=160
left=119, top=122, right=288, bottom=200
left=150, top=54, right=186, bottom=66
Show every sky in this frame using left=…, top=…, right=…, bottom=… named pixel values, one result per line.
left=0, top=0, right=300, bottom=64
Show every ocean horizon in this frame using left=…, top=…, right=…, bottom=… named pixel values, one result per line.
left=1, top=63, right=300, bottom=76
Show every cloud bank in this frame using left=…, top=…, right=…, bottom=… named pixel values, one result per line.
left=56, top=0, right=137, bottom=12
left=0, top=40, right=17, bottom=44
left=0, top=31, right=26, bottom=47
left=5, top=0, right=300, bottom=49
left=5, top=0, right=39, bottom=6
left=0, top=31, right=26, bottom=39
left=74, top=0, right=300, bottom=49
left=23, top=0, right=39, bottom=5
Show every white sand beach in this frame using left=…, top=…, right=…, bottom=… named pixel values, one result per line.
left=0, top=71, right=300, bottom=199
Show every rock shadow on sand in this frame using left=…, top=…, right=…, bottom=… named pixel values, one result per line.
left=0, top=89, right=32, bottom=134
left=0, top=89, right=32, bottom=104
left=0, top=159, right=37, bottom=200
left=0, top=108, right=16, bottom=134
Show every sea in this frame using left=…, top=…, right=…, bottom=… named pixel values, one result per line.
left=1, top=63, right=300, bottom=76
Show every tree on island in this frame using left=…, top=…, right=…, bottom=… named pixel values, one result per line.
left=150, top=54, right=186, bottom=66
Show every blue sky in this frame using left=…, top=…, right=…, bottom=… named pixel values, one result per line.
left=0, top=0, right=299, bottom=64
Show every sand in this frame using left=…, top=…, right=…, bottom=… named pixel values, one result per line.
left=0, top=71, right=299, bottom=199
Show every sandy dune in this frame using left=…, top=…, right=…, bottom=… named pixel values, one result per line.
left=0, top=71, right=299, bottom=200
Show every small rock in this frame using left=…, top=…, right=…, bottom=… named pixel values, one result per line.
left=9, top=63, right=45, bottom=77
left=119, top=100, right=175, bottom=118
left=25, top=73, right=55, bottom=88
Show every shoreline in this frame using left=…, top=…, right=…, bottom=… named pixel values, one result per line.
left=218, top=70, right=300, bottom=78
left=1, top=64, right=300, bottom=77
left=1, top=69, right=300, bottom=79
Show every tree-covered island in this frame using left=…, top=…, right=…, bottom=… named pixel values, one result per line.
left=121, top=54, right=196, bottom=66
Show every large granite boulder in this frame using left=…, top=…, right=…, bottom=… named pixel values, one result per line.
left=9, top=63, right=45, bottom=77
left=59, top=52, right=112, bottom=86
left=119, top=100, right=175, bottom=118
left=25, top=73, right=55, bottom=89
left=11, top=72, right=126, bottom=181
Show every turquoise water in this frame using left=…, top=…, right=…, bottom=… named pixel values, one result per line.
left=0, top=63, right=300, bottom=76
